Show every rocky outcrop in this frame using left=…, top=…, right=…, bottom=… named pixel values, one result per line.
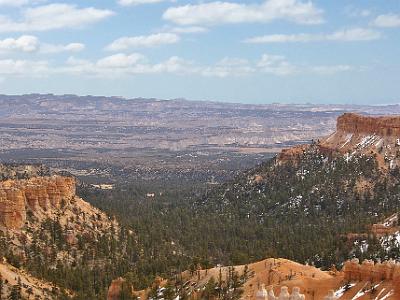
left=256, top=285, right=305, bottom=300
left=321, top=113, right=400, bottom=153
left=337, top=113, right=400, bottom=136
left=0, top=176, right=76, bottom=229
left=107, top=277, right=126, bottom=300
left=0, top=164, right=50, bottom=181
left=343, top=258, right=400, bottom=285
left=323, top=290, right=338, bottom=300
left=277, top=145, right=310, bottom=164
left=317, top=113, right=400, bottom=170
left=371, top=214, right=399, bottom=237
left=277, top=113, right=400, bottom=168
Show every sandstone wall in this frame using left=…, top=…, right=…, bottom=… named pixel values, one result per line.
left=343, top=258, right=400, bottom=285
left=337, top=113, right=400, bottom=136
left=277, top=145, right=310, bottom=164
left=0, top=176, right=76, bottom=229
left=107, top=277, right=126, bottom=300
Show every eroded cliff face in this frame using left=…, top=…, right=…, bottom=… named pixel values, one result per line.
left=343, top=258, right=400, bottom=288
left=277, top=113, right=400, bottom=170
left=0, top=176, right=76, bottom=229
left=320, top=113, right=400, bottom=169
left=337, top=113, right=400, bottom=136
left=107, top=277, right=126, bottom=300
left=277, top=145, right=310, bottom=164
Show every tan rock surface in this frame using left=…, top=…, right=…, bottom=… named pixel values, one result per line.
left=0, top=176, right=76, bottom=229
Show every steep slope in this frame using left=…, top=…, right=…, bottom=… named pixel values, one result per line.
left=0, top=260, right=69, bottom=299
left=0, top=166, right=141, bottom=299
left=190, top=113, right=400, bottom=266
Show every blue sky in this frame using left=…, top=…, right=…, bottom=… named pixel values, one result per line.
left=0, top=0, right=399, bottom=104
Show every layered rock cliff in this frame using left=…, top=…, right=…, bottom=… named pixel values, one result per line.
left=0, top=176, right=76, bottom=229
left=278, top=113, right=400, bottom=170
left=337, top=113, right=400, bottom=136
left=343, top=258, right=400, bottom=288
left=321, top=113, right=400, bottom=169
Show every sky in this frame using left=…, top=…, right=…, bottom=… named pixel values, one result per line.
left=0, top=0, right=399, bottom=104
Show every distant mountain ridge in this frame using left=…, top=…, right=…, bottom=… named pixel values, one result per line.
left=1, top=94, right=400, bottom=173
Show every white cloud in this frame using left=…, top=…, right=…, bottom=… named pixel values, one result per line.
left=0, top=35, right=85, bottom=54
left=118, top=0, right=166, bottom=6
left=169, top=26, right=208, bottom=34
left=0, top=52, right=358, bottom=79
left=0, top=3, right=114, bottom=32
left=0, top=0, right=47, bottom=6
left=0, top=49, right=351, bottom=79
left=201, top=57, right=255, bottom=77
left=64, top=53, right=193, bottom=76
left=372, top=14, right=400, bottom=28
left=0, top=35, right=39, bottom=52
left=96, top=53, right=145, bottom=68
left=0, top=59, right=48, bottom=75
left=163, top=0, right=324, bottom=26
left=106, top=33, right=180, bottom=51
left=257, top=53, right=355, bottom=76
left=40, top=42, right=85, bottom=54
left=0, top=0, right=29, bottom=6
left=327, top=28, right=381, bottom=41
left=245, top=28, right=382, bottom=43
left=257, top=54, right=298, bottom=76
left=61, top=52, right=356, bottom=79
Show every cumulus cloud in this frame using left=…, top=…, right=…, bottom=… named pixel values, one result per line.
left=40, top=42, right=85, bottom=54
left=244, top=28, right=382, bottom=43
left=0, top=0, right=47, bottom=6
left=60, top=52, right=356, bottom=78
left=0, top=59, right=49, bottom=75
left=257, top=54, right=298, bottom=76
left=0, top=51, right=358, bottom=79
left=96, top=53, right=145, bottom=68
left=0, top=3, right=114, bottom=32
left=257, top=53, right=355, bottom=76
left=118, top=0, right=166, bottom=6
left=0, top=35, right=85, bottom=54
left=372, top=14, right=400, bottom=28
left=0, top=35, right=39, bottom=52
left=163, top=0, right=324, bottom=26
left=201, top=57, right=255, bottom=77
left=64, top=53, right=194, bottom=76
left=106, top=33, right=180, bottom=51
left=0, top=0, right=29, bottom=6
left=169, top=26, right=208, bottom=34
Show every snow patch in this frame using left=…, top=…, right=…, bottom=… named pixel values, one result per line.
left=334, top=283, right=356, bottom=297
left=340, top=134, right=353, bottom=149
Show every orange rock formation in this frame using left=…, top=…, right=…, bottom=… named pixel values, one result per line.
left=337, top=113, right=400, bottom=136
left=343, top=258, right=400, bottom=286
left=277, top=145, right=310, bottom=164
left=0, top=176, right=76, bottom=229
left=107, top=277, right=125, bottom=300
